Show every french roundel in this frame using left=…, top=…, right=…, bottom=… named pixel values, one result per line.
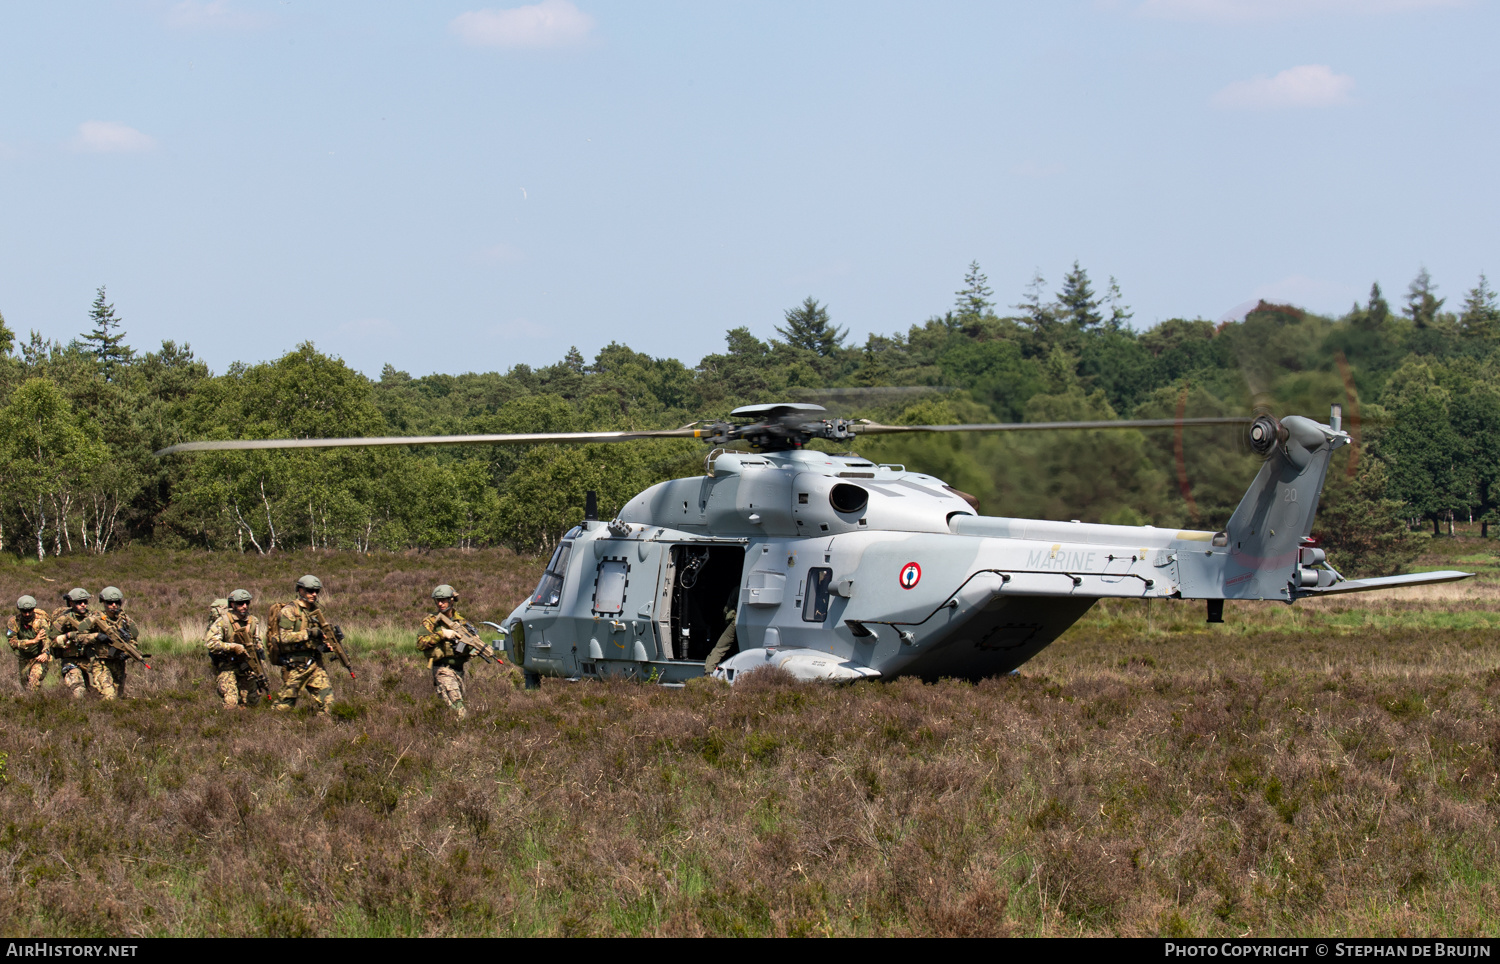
left=898, top=561, right=922, bottom=590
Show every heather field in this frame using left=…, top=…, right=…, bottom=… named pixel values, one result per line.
left=0, top=544, right=1496, bottom=936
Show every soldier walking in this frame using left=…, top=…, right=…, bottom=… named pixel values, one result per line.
left=418, top=584, right=474, bottom=719
left=267, top=575, right=337, bottom=714
left=206, top=589, right=270, bottom=707
left=47, top=588, right=102, bottom=698
left=93, top=587, right=140, bottom=699
left=6, top=596, right=51, bottom=692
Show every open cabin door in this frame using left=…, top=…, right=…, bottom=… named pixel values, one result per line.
left=657, top=544, right=746, bottom=661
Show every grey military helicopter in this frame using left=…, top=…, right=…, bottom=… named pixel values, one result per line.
left=158, top=402, right=1471, bottom=685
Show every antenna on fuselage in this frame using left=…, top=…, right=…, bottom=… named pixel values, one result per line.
left=585, top=490, right=598, bottom=522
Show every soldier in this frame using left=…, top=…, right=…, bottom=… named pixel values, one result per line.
left=93, top=587, right=139, bottom=699
left=205, top=589, right=270, bottom=708
left=6, top=596, right=51, bottom=692
left=266, top=575, right=336, bottom=714
left=704, top=590, right=740, bottom=676
left=47, top=588, right=101, bottom=698
left=417, top=584, right=474, bottom=719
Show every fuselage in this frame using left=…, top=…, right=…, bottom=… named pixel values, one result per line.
left=501, top=449, right=1261, bottom=683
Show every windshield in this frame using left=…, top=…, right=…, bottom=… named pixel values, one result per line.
left=530, top=541, right=573, bottom=607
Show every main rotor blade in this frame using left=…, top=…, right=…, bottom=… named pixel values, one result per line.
left=855, top=417, right=1254, bottom=435
left=154, top=427, right=699, bottom=457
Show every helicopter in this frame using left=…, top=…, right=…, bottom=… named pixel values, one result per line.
left=158, top=402, right=1472, bottom=685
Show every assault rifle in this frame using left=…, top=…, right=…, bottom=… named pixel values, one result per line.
left=95, top=619, right=152, bottom=668
left=231, top=623, right=273, bottom=702
left=307, top=606, right=355, bottom=679
left=435, top=613, right=501, bottom=664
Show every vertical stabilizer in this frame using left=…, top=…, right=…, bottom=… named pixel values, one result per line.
left=1220, top=415, right=1347, bottom=600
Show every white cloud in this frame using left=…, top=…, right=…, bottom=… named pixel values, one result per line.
left=476, top=243, right=525, bottom=264
left=451, top=0, right=596, bottom=49
left=164, top=0, right=270, bottom=31
left=72, top=121, right=157, bottom=153
left=1212, top=65, right=1354, bottom=110
left=1137, top=0, right=1463, bottom=21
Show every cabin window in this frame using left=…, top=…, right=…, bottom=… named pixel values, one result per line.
left=802, top=567, right=833, bottom=622
left=529, top=541, right=573, bottom=607
left=593, top=559, right=629, bottom=614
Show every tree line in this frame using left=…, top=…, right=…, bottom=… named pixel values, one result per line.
left=1, top=264, right=1496, bottom=575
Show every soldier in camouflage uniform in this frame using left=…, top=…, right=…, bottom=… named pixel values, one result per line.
left=417, top=584, right=474, bottom=719
left=92, top=587, right=139, bottom=699
left=47, top=588, right=102, bottom=698
left=205, top=589, right=269, bottom=708
left=6, top=596, right=51, bottom=692
left=267, top=575, right=335, bottom=714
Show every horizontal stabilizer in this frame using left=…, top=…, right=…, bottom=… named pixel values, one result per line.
left=1295, top=569, right=1474, bottom=597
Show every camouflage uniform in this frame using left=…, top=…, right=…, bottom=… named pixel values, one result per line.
left=91, top=610, right=140, bottom=700
left=47, top=603, right=102, bottom=699
left=267, top=597, right=334, bottom=713
left=205, top=611, right=268, bottom=707
left=6, top=607, right=51, bottom=692
left=417, top=607, right=473, bottom=718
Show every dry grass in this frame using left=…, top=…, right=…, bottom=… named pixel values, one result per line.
left=0, top=542, right=1495, bottom=936
left=0, top=547, right=543, bottom=649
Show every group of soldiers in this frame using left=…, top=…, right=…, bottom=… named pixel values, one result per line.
left=5, top=576, right=504, bottom=718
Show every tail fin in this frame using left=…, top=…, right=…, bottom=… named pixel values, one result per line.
left=1221, top=415, right=1347, bottom=600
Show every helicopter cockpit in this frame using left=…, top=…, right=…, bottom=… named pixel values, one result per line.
left=530, top=539, right=573, bottom=607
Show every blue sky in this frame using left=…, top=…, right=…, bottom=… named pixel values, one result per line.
left=1, top=0, right=1495, bottom=377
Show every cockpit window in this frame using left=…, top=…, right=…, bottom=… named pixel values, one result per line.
left=802, top=567, right=833, bottom=622
left=530, top=541, right=573, bottom=607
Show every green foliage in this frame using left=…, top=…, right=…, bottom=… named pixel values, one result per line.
left=496, top=439, right=699, bottom=552
left=1057, top=261, right=1103, bottom=331
left=80, top=287, right=133, bottom=380
left=953, top=261, right=994, bottom=320
left=1403, top=267, right=1445, bottom=329
left=775, top=297, right=847, bottom=357
left=1, top=263, right=1496, bottom=555
left=1314, top=460, right=1427, bottom=577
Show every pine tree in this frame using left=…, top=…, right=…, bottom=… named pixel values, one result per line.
left=0, top=308, right=13, bottom=356
left=1368, top=283, right=1386, bottom=331
left=1403, top=267, right=1445, bottom=328
left=953, top=261, right=994, bottom=320
left=775, top=297, right=847, bottom=356
left=1105, top=275, right=1132, bottom=329
left=80, top=286, right=132, bottom=379
left=1057, top=261, right=1103, bottom=330
left=1460, top=273, right=1500, bottom=339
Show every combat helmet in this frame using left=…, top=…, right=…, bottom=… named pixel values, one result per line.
left=296, top=575, right=322, bottom=591
left=228, top=589, right=253, bottom=604
left=432, top=584, right=457, bottom=600
left=64, top=588, right=91, bottom=604
left=100, top=587, right=124, bottom=604
left=16, top=596, right=36, bottom=611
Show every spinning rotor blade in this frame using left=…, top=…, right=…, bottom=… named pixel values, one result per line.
left=154, top=427, right=699, bottom=456
left=854, top=416, right=1252, bottom=436
left=155, top=414, right=1258, bottom=457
